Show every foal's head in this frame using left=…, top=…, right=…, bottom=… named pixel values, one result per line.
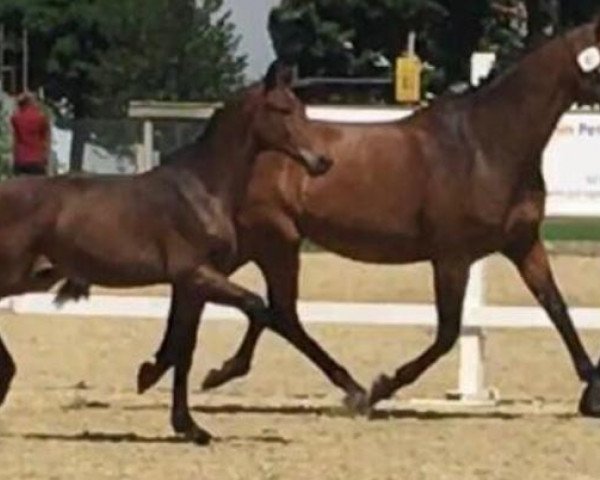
left=245, top=61, right=333, bottom=176
left=564, top=18, right=600, bottom=104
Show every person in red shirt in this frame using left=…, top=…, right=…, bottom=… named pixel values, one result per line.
left=10, top=92, right=50, bottom=176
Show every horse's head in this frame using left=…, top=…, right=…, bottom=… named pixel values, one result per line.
left=247, top=61, right=333, bottom=177
left=565, top=18, right=600, bottom=104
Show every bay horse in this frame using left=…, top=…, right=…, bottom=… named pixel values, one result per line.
left=137, top=19, right=600, bottom=416
left=0, top=61, right=331, bottom=444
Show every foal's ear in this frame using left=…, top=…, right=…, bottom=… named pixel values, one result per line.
left=264, top=60, right=294, bottom=92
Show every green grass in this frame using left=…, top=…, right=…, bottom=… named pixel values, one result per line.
left=543, top=221, right=600, bottom=242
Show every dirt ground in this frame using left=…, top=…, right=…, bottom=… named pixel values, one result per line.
left=2, top=252, right=600, bottom=479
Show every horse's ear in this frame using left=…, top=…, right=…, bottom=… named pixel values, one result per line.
left=264, top=60, right=294, bottom=92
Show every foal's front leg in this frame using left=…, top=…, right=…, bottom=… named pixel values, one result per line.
left=0, top=335, right=16, bottom=406
left=164, top=288, right=210, bottom=444
left=136, top=288, right=205, bottom=394
left=153, top=265, right=274, bottom=444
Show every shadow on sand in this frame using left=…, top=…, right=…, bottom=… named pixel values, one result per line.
left=122, top=401, right=526, bottom=421
left=0, top=430, right=290, bottom=445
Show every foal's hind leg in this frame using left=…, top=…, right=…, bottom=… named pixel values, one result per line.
left=369, top=258, right=470, bottom=406
left=204, top=243, right=368, bottom=411
left=504, top=236, right=600, bottom=416
left=201, top=319, right=262, bottom=391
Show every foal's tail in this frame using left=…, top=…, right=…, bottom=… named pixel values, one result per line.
left=53, top=279, right=91, bottom=307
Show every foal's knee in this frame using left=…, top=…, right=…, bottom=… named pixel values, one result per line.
left=243, top=293, right=267, bottom=316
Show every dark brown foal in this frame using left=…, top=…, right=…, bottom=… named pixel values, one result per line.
left=0, top=61, right=331, bottom=444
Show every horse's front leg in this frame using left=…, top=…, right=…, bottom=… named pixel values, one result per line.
left=504, top=235, right=600, bottom=416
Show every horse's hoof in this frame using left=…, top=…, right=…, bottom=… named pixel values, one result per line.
left=579, top=377, right=600, bottom=417
left=201, top=368, right=229, bottom=391
left=343, top=388, right=371, bottom=416
left=368, top=374, right=394, bottom=407
left=137, top=361, right=162, bottom=394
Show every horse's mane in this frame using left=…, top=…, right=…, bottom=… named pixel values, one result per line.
left=422, top=28, right=574, bottom=113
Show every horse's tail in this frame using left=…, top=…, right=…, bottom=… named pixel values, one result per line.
left=53, top=279, right=90, bottom=307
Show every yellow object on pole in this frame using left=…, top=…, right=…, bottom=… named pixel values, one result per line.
left=395, top=55, right=422, bottom=104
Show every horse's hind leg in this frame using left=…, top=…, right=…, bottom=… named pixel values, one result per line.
left=504, top=236, right=600, bottom=416
left=204, top=242, right=368, bottom=410
left=0, top=334, right=16, bottom=407
left=261, top=245, right=368, bottom=411
left=369, top=257, right=469, bottom=406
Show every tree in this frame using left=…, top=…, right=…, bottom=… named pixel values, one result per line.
left=270, top=0, right=447, bottom=78
left=269, top=0, right=600, bottom=100
left=89, top=0, right=246, bottom=118
left=559, top=0, right=600, bottom=27
left=0, top=0, right=246, bottom=170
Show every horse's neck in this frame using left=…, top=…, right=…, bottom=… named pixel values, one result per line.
left=469, top=37, right=575, bottom=175
left=185, top=112, right=258, bottom=213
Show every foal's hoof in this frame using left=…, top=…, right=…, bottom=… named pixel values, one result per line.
left=343, top=389, right=371, bottom=416
left=184, top=424, right=213, bottom=446
left=137, top=362, right=163, bottom=394
left=368, top=374, right=394, bottom=407
left=579, top=377, right=600, bottom=417
left=172, top=417, right=212, bottom=445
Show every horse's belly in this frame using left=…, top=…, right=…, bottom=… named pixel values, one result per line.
left=301, top=218, right=428, bottom=264
left=48, top=236, right=166, bottom=287
left=47, top=209, right=172, bottom=286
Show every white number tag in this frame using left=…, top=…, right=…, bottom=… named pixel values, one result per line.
left=577, top=46, right=600, bottom=73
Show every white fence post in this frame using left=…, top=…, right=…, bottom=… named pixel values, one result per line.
left=140, top=119, right=154, bottom=173
left=447, top=259, right=497, bottom=403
